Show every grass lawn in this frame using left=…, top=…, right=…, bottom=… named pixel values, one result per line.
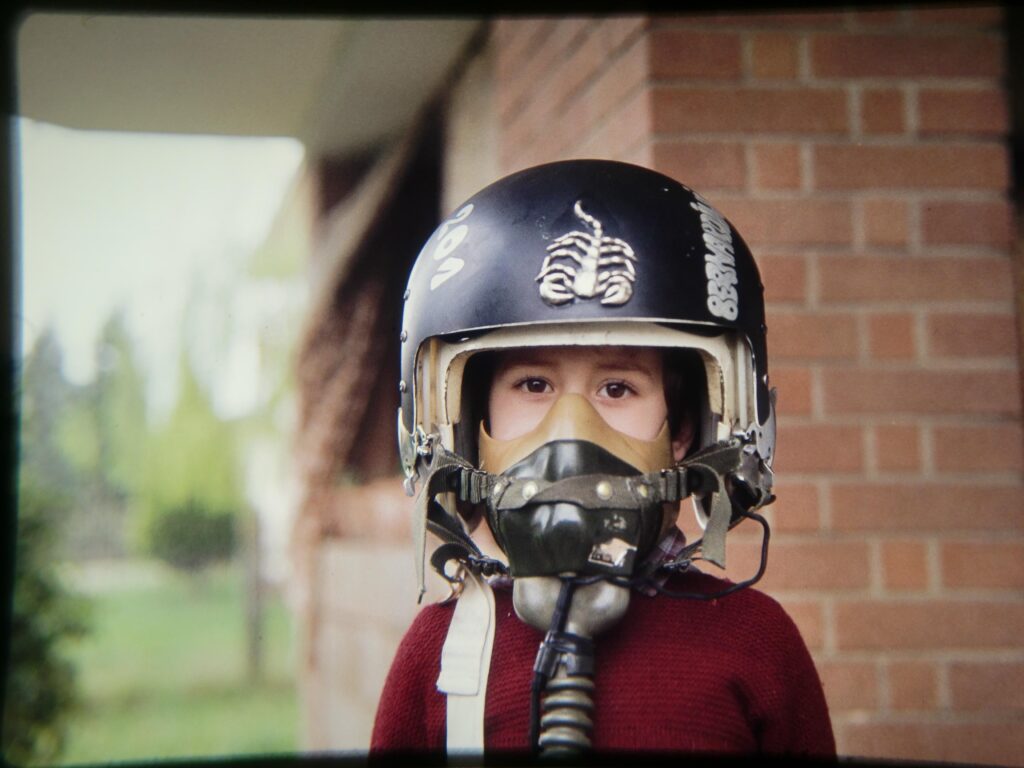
left=57, top=560, right=299, bottom=766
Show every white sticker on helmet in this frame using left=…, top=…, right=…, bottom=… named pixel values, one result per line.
left=690, top=198, right=739, bottom=321
left=536, top=201, right=637, bottom=307
left=429, top=204, right=474, bottom=291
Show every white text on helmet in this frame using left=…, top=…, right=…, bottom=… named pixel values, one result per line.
left=690, top=199, right=739, bottom=321
left=429, top=204, right=474, bottom=291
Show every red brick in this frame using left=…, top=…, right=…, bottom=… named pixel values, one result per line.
left=910, top=6, right=1005, bottom=27
left=818, top=661, right=878, bottom=711
left=919, top=88, right=1010, bottom=136
left=648, top=29, right=742, bottom=79
left=874, top=423, right=921, bottom=472
left=941, top=541, right=1024, bottom=590
left=843, top=721, right=1024, bottom=767
left=713, top=533, right=766, bottom=587
left=835, top=599, right=1024, bottom=650
left=652, top=86, right=848, bottom=134
left=862, top=88, right=905, bottom=134
left=752, top=142, right=802, bottom=190
left=831, top=483, right=1024, bottom=532
left=715, top=198, right=852, bottom=246
left=759, top=253, right=807, bottom=304
left=814, top=143, right=1009, bottom=191
left=769, top=482, right=822, bottom=532
left=881, top=539, right=929, bottom=590
left=578, top=36, right=648, bottom=130
left=496, top=21, right=559, bottom=120
left=768, top=311, right=858, bottom=361
left=922, top=200, right=1013, bottom=247
left=932, top=423, right=1024, bottom=473
left=498, top=19, right=589, bottom=122
left=818, top=255, right=1015, bottom=303
left=575, top=87, right=651, bottom=159
left=770, top=366, right=812, bottom=417
left=867, top=313, right=916, bottom=360
left=822, top=369, right=1021, bottom=417
left=596, top=15, right=647, bottom=55
left=863, top=199, right=910, bottom=248
left=889, top=660, right=940, bottom=710
left=774, top=423, right=863, bottom=473
left=735, top=538, right=870, bottom=591
left=811, top=32, right=1004, bottom=78
left=619, top=142, right=653, bottom=170
left=495, top=18, right=551, bottom=80
left=950, top=661, right=1024, bottom=710
left=926, top=312, right=1018, bottom=359
left=325, top=477, right=413, bottom=540
left=751, top=32, right=800, bottom=79
left=548, top=26, right=612, bottom=114
left=502, top=65, right=558, bottom=154
left=650, top=140, right=746, bottom=191
left=776, top=598, right=825, bottom=650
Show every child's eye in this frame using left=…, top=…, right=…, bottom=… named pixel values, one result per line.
left=600, top=381, right=634, bottom=399
left=517, top=377, right=551, bottom=394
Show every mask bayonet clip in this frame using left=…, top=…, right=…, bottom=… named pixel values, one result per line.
left=402, top=426, right=439, bottom=496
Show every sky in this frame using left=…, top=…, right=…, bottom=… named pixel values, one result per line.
left=15, top=119, right=306, bottom=420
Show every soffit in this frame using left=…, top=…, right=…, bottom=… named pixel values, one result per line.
left=15, top=13, right=480, bottom=155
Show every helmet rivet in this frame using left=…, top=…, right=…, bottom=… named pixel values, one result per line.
left=403, top=289, right=410, bottom=301
left=400, top=330, right=408, bottom=343
left=398, top=380, right=407, bottom=393
left=522, top=481, right=538, bottom=501
left=493, top=482, right=504, bottom=498
left=637, top=484, right=649, bottom=499
left=596, top=480, right=613, bottom=500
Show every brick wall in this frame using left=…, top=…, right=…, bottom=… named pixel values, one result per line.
left=494, top=7, right=1023, bottom=765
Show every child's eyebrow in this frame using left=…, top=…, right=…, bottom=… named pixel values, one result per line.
left=594, top=361, right=658, bottom=376
left=592, top=351, right=660, bottom=372
left=493, top=348, right=660, bottom=375
left=494, top=354, right=554, bottom=370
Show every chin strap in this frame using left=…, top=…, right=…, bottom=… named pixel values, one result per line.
left=411, top=446, right=506, bottom=602
left=436, top=568, right=496, bottom=757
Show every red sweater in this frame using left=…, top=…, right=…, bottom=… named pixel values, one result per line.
left=371, top=571, right=835, bottom=758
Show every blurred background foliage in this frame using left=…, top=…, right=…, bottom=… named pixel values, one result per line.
left=4, top=477, right=90, bottom=766
left=5, top=300, right=297, bottom=766
left=6, top=120, right=308, bottom=767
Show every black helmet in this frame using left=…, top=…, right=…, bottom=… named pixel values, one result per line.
left=397, top=160, right=776, bottom=589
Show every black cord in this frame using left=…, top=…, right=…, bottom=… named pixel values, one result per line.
left=636, top=510, right=771, bottom=601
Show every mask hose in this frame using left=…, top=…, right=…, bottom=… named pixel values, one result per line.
left=644, top=508, right=771, bottom=601
left=528, top=578, right=596, bottom=757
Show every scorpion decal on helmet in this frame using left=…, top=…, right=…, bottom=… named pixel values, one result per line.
left=536, top=201, right=638, bottom=307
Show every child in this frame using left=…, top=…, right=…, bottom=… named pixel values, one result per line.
left=371, top=160, right=835, bottom=758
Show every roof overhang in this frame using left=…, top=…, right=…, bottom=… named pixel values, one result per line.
left=15, top=13, right=482, bottom=156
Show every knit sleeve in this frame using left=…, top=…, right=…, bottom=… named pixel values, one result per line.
left=742, top=595, right=836, bottom=757
left=369, top=603, right=452, bottom=755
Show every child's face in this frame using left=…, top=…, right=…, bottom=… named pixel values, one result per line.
left=487, top=345, right=692, bottom=461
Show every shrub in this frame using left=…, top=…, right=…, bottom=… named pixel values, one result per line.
left=146, top=500, right=237, bottom=572
left=3, top=480, right=89, bottom=766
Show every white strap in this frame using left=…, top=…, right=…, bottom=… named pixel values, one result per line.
left=436, top=570, right=496, bottom=755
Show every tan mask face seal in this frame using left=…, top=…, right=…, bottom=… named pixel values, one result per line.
left=478, top=393, right=674, bottom=475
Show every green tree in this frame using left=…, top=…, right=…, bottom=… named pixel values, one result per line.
left=5, top=334, right=89, bottom=765
left=49, top=314, right=150, bottom=560
left=139, top=351, right=243, bottom=571
left=18, top=328, right=76, bottom=496
left=93, top=312, right=148, bottom=500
